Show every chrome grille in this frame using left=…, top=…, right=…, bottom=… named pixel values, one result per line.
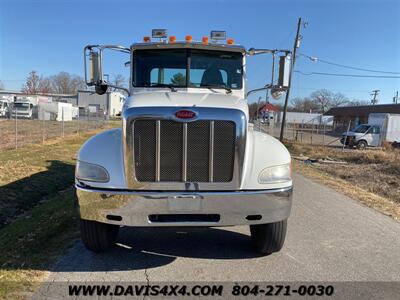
left=133, top=120, right=235, bottom=182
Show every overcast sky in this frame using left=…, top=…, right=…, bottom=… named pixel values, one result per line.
left=1, top=0, right=399, bottom=104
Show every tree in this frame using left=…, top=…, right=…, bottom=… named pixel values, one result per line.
left=330, top=92, right=349, bottom=107
left=170, top=73, right=186, bottom=86
left=290, top=97, right=319, bottom=113
left=112, top=74, right=126, bottom=87
left=50, top=72, right=85, bottom=94
left=21, top=71, right=52, bottom=94
left=310, top=89, right=333, bottom=113
left=347, top=99, right=369, bottom=106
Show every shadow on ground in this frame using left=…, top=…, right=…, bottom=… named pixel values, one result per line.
left=54, top=226, right=260, bottom=272
left=0, top=160, right=75, bottom=227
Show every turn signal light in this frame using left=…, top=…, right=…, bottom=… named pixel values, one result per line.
left=169, top=36, right=177, bottom=43
left=143, top=36, right=151, bottom=42
left=185, top=35, right=193, bottom=43
left=227, top=38, right=234, bottom=45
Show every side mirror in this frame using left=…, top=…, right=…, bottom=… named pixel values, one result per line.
left=89, top=51, right=102, bottom=85
left=269, top=54, right=291, bottom=100
left=278, top=55, right=291, bottom=88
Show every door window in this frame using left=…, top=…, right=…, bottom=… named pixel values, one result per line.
left=371, top=126, right=380, bottom=134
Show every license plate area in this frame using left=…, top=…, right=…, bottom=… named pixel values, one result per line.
left=167, top=195, right=202, bottom=212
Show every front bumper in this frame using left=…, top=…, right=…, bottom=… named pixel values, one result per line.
left=76, top=185, right=293, bottom=227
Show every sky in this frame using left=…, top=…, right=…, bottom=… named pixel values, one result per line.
left=0, top=0, right=399, bottom=105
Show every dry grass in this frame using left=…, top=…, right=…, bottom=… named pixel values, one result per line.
left=0, top=119, right=117, bottom=150
left=286, top=142, right=400, bottom=220
left=0, top=124, right=120, bottom=299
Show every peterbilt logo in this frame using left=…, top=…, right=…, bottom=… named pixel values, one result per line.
left=175, top=110, right=197, bottom=119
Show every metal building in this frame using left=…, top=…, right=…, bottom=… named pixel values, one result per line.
left=74, top=90, right=125, bottom=116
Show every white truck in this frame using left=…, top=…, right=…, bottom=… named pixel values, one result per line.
left=75, top=30, right=293, bottom=254
left=341, top=113, right=400, bottom=149
left=10, top=97, right=38, bottom=119
left=0, top=99, right=10, bottom=117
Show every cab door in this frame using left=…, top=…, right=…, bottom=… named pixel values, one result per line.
left=369, top=125, right=381, bottom=146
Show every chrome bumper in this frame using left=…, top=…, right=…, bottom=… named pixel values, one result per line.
left=75, top=185, right=293, bottom=227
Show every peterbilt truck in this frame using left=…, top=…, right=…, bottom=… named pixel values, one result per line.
left=76, top=30, right=293, bottom=255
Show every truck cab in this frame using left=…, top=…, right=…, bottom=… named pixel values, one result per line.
left=0, top=100, right=10, bottom=118
left=11, top=98, right=36, bottom=119
left=341, top=124, right=381, bottom=149
left=76, top=30, right=293, bottom=255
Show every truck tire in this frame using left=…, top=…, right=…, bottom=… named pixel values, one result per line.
left=250, top=220, right=287, bottom=255
left=80, top=219, right=119, bottom=252
left=356, top=140, right=367, bottom=150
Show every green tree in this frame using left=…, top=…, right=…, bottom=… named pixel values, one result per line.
left=170, top=73, right=186, bottom=86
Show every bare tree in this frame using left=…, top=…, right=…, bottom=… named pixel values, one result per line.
left=347, top=99, right=370, bottom=106
left=112, top=74, right=126, bottom=87
left=290, top=96, right=319, bottom=113
left=310, top=89, right=333, bottom=113
left=21, top=71, right=52, bottom=94
left=330, top=92, right=349, bottom=107
left=51, top=72, right=85, bottom=94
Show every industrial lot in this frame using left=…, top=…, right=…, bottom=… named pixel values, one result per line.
left=1, top=0, right=400, bottom=299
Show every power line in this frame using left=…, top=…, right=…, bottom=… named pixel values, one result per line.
left=299, top=53, right=400, bottom=74
left=294, top=70, right=400, bottom=78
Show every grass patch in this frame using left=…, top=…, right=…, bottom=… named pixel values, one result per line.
left=0, top=123, right=120, bottom=227
left=286, top=142, right=400, bottom=220
left=0, top=188, right=79, bottom=299
left=0, top=123, right=120, bottom=299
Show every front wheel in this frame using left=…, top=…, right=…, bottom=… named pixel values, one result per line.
left=250, top=220, right=287, bottom=255
left=80, top=219, right=119, bottom=252
left=356, top=140, right=367, bottom=150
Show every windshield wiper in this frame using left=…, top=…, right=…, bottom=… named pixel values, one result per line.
left=200, top=84, right=232, bottom=94
left=150, top=83, right=177, bottom=92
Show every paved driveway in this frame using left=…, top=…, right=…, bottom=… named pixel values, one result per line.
left=36, top=173, right=400, bottom=298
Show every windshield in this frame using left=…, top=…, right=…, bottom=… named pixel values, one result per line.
left=14, top=103, right=30, bottom=109
left=133, top=49, right=243, bottom=89
left=353, top=125, right=371, bottom=133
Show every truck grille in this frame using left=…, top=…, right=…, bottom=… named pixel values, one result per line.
left=133, top=120, right=235, bottom=182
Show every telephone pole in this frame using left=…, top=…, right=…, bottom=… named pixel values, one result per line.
left=370, top=90, right=380, bottom=105
left=393, top=91, right=398, bottom=104
left=280, top=17, right=304, bottom=141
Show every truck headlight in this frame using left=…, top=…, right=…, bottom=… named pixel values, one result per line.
left=258, top=163, right=291, bottom=184
left=75, top=161, right=109, bottom=182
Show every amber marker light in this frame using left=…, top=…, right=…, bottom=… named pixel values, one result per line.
left=169, top=36, right=177, bottom=43
left=202, top=36, right=209, bottom=45
left=227, top=38, right=234, bottom=45
left=143, top=36, right=151, bottom=42
left=185, top=35, right=193, bottom=43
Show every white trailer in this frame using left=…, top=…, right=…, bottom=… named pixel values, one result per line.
left=38, top=102, right=73, bottom=121
left=369, top=113, right=400, bottom=144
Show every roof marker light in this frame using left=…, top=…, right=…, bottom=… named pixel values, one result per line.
left=185, top=35, right=193, bottom=43
left=227, top=38, right=234, bottom=45
left=210, top=30, right=226, bottom=40
left=152, top=29, right=167, bottom=38
left=169, top=36, right=176, bottom=43
left=143, top=36, right=151, bottom=42
left=202, top=36, right=209, bottom=45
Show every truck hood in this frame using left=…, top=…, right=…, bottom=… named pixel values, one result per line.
left=124, top=91, right=249, bottom=119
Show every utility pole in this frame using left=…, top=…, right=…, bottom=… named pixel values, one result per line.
left=393, top=91, right=398, bottom=104
left=280, top=17, right=303, bottom=141
left=370, top=90, right=380, bottom=105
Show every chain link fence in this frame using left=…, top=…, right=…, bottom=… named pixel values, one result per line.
left=0, top=112, right=109, bottom=150
left=254, top=121, right=343, bottom=147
